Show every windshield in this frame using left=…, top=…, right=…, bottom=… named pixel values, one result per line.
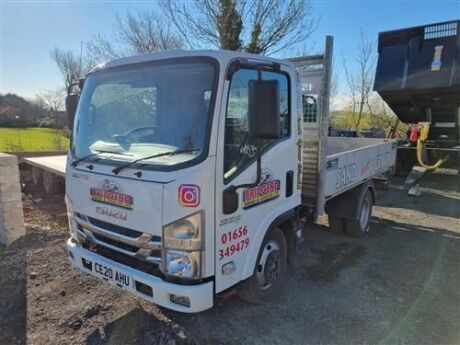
left=73, top=58, right=217, bottom=169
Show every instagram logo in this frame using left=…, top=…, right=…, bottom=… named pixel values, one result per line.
left=178, top=184, right=200, bottom=207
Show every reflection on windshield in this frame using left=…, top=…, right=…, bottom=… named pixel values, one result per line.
left=73, top=59, right=216, bottom=168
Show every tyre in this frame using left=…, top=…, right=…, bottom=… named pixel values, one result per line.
left=344, top=189, right=373, bottom=237
left=328, top=215, right=345, bottom=233
left=237, top=227, right=287, bottom=304
left=42, top=171, right=61, bottom=195
left=31, top=167, right=42, bottom=185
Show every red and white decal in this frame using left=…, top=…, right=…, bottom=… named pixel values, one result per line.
left=178, top=184, right=200, bottom=207
left=360, top=161, right=370, bottom=176
left=90, top=179, right=133, bottom=209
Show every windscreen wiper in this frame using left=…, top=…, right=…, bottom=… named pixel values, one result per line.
left=71, top=150, right=126, bottom=167
left=112, top=148, right=200, bottom=175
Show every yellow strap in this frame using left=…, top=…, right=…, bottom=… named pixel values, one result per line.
left=416, top=123, right=447, bottom=170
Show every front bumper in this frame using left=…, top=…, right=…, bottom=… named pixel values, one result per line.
left=66, top=239, right=214, bottom=313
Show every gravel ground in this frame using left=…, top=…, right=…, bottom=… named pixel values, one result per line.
left=1, top=170, right=459, bottom=345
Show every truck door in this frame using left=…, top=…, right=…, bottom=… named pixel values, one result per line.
left=214, top=64, right=300, bottom=293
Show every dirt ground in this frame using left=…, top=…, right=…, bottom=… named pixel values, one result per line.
left=1, top=170, right=459, bottom=345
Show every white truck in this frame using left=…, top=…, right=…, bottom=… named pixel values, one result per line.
left=63, top=36, right=397, bottom=312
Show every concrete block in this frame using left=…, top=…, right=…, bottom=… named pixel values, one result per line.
left=0, top=175, right=22, bottom=203
left=0, top=153, right=25, bottom=246
left=0, top=200, right=25, bottom=245
left=0, top=153, right=20, bottom=175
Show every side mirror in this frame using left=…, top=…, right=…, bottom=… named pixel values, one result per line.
left=65, top=94, right=79, bottom=130
left=248, top=79, right=280, bottom=140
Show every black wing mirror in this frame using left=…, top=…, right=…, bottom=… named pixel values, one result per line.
left=65, top=94, right=79, bottom=130
left=248, top=79, right=280, bottom=140
left=65, top=78, right=85, bottom=130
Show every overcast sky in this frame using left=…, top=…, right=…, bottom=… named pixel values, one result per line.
left=1, top=0, right=459, bottom=101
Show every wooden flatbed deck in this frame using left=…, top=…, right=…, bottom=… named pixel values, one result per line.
left=23, top=155, right=67, bottom=177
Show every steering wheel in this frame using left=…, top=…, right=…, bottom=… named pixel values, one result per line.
left=123, top=126, right=157, bottom=138
left=113, top=126, right=157, bottom=144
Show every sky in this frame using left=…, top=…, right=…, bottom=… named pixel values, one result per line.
left=1, top=0, right=459, bottom=101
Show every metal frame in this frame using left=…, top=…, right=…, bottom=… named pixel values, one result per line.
left=289, top=36, right=333, bottom=218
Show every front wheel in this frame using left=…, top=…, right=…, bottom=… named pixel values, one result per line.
left=237, top=228, right=287, bottom=304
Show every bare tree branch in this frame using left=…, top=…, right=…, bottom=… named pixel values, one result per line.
left=86, top=34, right=123, bottom=62
left=245, top=0, right=316, bottom=55
left=50, top=48, right=89, bottom=92
left=160, top=0, right=317, bottom=55
left=342, top=30, right=376, bottom=129
left=36, top=89, right=65, bottom=114
left=86, top=10, right=183, bottom=64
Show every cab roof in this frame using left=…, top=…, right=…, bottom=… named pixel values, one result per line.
left=92, top=49, right=293, bottom=73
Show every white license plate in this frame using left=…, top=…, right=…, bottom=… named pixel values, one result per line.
left=86, top=258, right=132, bottom=289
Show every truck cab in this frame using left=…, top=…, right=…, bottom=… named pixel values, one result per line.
left=65, top=50, right=303, bottom=312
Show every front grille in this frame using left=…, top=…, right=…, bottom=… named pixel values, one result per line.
left=88, top=217, right=145, bottom=238
left=76, top=215, right=162, bottom=269
left=92, top=232, right=139, bottom=252
left=88, top=217, right=161, bottom=242
left=83, top=242, right=163, bottom=277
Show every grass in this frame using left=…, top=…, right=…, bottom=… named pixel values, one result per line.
left=0, top=127, right=70, bottom=152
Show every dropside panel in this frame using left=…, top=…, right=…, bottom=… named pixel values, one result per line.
left=324, top=138, right=397, bottom=199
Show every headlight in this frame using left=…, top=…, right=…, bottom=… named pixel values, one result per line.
left=68, top=217, right=78, bottom=240
left=162, top=211, right=204, bottom=278
left=65, top=195, right=74, bottom=218
left=163, top=211, right=204, bottom=250
left=164, top=250, right=200, bottom=278
left=65, top=196, right=77, bottom=240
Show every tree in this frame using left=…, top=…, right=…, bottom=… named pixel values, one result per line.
left=333, top=30, right=408, bottom=137
left=368, top=95, right=408, bottom=138
left=51, top=10, right=183, bottom=100
left=329, top=57, right=339, bottom=109
left=36, top=89, right=64, bottom=114
left=342, top=30, right=376, bottom=129
left=161, top=0, right=316, bottom=55
left=86, top=10, right=183, bottom=63
left=217, top=0, right=243, bottom=51
left=0, top=93, right=47, bottom=126
left=50, top=48, right=88, bottom=93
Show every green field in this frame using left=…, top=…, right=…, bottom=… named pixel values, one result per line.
left=0, top=127, right=70, bottom=152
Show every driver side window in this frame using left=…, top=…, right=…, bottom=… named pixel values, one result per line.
left=224, top=69, right=290, bottom=181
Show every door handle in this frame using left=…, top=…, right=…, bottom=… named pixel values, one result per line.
left=286, top=170, right=294, bottom=197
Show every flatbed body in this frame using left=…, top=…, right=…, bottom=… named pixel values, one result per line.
left=292, top=48, right=397, bottom=217
left=23, top=155, right=67, bottom=177
left=324, top=137, right=396, bottom=199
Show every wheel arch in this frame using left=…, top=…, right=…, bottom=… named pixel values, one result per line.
left=325, top=180, right=375, bottom=220
left=240, top=206, right=300, bottom=280
left=277, top=213, right=300, bottom=265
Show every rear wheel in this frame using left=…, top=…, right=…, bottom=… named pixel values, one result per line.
left=328, top=215, right=345, bottom=233
left=42, top=171, right=60, bottom=195
left=237, top=228, right=287, bottom=304
left=31, top=167, right=41, bottom=185
left=344, top=190, right=373, bottom=237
